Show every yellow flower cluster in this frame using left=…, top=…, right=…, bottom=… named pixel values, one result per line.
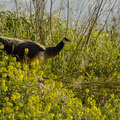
left=0, top=52, right=120, bottom=120
left=11, top=92, right=21, bottom=101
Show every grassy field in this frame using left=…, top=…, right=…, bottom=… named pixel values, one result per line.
left=0, top=1, right=120, bottom=119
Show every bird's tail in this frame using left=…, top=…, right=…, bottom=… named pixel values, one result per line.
left=0, top=36, right=9, bottom=46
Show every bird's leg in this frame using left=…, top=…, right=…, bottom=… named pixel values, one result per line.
left=36, top=74, right=44, bottom=83
left=35, top=74, right=45, bottom=89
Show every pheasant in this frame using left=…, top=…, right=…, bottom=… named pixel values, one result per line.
left=0, top=36, right=71, bottom=64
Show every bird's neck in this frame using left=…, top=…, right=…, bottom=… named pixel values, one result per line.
left=55, top=40, right=64, bottom=51
left=44, top=41, right=65, bottom=60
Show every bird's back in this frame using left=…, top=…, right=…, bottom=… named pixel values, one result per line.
left=14, top=41, right=46, bottom=60
left=0, top=36, right=23, bottom=54
left=0, top=36, right=23, bottom=46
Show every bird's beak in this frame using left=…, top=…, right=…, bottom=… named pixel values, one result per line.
left=67, top=39, right=71, bottom=42
left=65, top=37, right=71, bottom=42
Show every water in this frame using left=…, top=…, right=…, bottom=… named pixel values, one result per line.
left=0, top=0, right=120, bottom=24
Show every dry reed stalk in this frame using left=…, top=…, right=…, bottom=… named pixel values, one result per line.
left=65, top=0, right=69, bottom=36
left=67, top=0, right=117, bottom=67
left=32, top=0, right=46, bottom=44
left=13, top=0, right=18, bottom=17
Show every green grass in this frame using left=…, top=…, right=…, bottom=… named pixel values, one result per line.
left=0, top=11, right=120, bottom=120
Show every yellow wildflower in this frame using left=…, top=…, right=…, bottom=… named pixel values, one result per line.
left=3, top=56, right=8, bottom=60
left=25, top=48, right=29, bottom=54
left=85, top=107, right=90, bottom=113
left=8, top=65, right=13, bottom=70
left=9, top=114, right=14, bottom=120
left=14, top=106, right=19, bottom=111
left=3, top=86, right=8, bottom=92
left=2, top=73, right=7, bottom=78
left=11, top=92, right=21, bottom=101
left=67, top=115, right=73, bottom=120
left=41, top=118, right=46, bottom=120
left=17, top=113, right=24, bottom=119
left=7, top=102, right=13, bottom=107
left=87, top=97, right=92, bottom=103
left=110, top=93, right=114, bottom=99
left=44, top=103, right=52, bottom=112
left=18, top=102, right=23, bottom=108
left=105, top=32, right=109, bottom=37
left=4, top=97, right=9, bottom=102
left=112, top=72, right=117, bottom=77
left=93, top=32, right=98, bottom=36
left=12, top=57, right=16, bottom=61
left=85, top=88, right=89, bottom=94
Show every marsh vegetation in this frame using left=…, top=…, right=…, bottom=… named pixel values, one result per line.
left=0, top=0, right=120, bottom=119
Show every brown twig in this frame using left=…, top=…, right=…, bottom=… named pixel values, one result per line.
left=65, top=0, right=69, bottom=36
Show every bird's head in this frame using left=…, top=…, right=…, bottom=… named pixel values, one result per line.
left=62, top=37, right=71, bottom=43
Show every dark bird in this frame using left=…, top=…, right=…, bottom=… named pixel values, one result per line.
left=0, top=36, right=71, bottom=64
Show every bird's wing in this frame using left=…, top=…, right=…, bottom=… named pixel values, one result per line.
left=14, top=41, right=46, bottom=59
